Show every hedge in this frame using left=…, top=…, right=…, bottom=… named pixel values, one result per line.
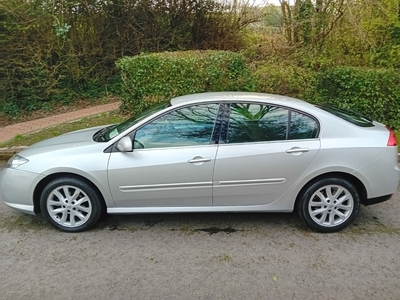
left=116, top=51, right=256, bottom=114
left=315, top=67, right=400, bottom=129
left=117, top=55, right=399, bottom=129
left=253, top=61, right=317, bottom=100
left=254, top=63, right=399, bottom=129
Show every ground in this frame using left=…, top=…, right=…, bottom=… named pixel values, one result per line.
left=1, top=97, right=120, bottom=127
left=1, top=161, right=399, bottom=300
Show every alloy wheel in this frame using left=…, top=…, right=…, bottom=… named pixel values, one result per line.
left=46, top=185, right=92, bottom=228
left=308, top=184, right=354, bottom=227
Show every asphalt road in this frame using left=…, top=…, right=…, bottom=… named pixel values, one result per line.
left=1, top=161, right=399, bottom=300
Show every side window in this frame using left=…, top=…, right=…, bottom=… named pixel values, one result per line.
left=134, top=104, right=219, bottom=149
left=289, top=111, right=318, bottom=140
left=227, top=103, right=289, bottom=143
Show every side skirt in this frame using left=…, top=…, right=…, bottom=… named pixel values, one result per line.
left=108, top=205, right=293, bottom=214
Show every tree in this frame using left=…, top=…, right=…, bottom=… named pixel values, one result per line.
left=278, top=0, right=345, bottom=47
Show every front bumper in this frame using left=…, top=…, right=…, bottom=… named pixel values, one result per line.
left=0, top=167, right=44, bottom=215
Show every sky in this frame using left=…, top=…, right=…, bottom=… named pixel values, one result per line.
left=243, top=0, right=282, bottom=6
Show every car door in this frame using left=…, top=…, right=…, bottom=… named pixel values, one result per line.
left=107, top=103, right=221, bottom=208
left=213, top=103, right=320, bottom=206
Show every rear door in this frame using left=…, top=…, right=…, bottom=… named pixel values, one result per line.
left=213, top=103, right=320, bottom=206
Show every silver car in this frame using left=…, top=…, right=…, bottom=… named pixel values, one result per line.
left=1, top=92, right=399, bottom=233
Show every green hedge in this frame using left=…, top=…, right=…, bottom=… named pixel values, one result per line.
left=253, top=61, right=317, bottom=99
left=117, top=54, right=399, bottom=129
left=254, top=63, right=399, bottom=129
left=116, top=51, right=256, bottom=114
left=316, top=67, right=400, bottom=129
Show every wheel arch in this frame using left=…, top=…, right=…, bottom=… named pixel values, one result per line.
left=294, top=172, right=368, bottom=211
left=33, top=172, right=106, bottom=214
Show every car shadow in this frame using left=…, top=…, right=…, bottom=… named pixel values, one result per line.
left=95, top=211, right=308, bottom=234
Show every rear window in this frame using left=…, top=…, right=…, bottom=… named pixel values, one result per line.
left=316, top=104, right=374, bottom=127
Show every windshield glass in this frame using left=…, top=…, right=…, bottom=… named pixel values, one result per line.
left=316, top=104, right=374, bottom=127
left=93, top=103, right=169, bottom=142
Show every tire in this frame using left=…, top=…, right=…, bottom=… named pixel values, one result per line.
left=297, top=178, right=360, bottom=233
left=40, top=177, right=104, bottom=232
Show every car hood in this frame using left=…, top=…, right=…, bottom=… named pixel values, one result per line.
left=19, top=126, right=107, bottom=157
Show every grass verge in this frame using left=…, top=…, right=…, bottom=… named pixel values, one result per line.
left=0, top=112, right=126, bottom=148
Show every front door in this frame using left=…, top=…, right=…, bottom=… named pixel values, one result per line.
left=107, top=103, right=220, bottom=207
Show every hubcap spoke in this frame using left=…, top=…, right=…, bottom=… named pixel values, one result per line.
left=74, top=211, right=87, bottom=221
left=332, top=187, right=343, bottom=199
left=336, top=203, right=351, bottom=210
left=326, top=186, right=335, bottom=199
left=335, top=210, right=347, bottom=220
left=336, top=194, right=350, bottom=205
left=329, top=211, right=335, bottom=225
left=53, top=190, right=64, bottom=202
left=59, top=211, right=68, bottom=224
left=76, top=205, right=91, bottom=213
left=74, top=197, right=87, bottom=206
left=70, top=212, right=76, bottom=226
left=310, top=207, right=327, bottom=216
left=52, top=207, right=66, bottom=214
left=315, top=191, right=327, bottom=203
left=63, top=187, right=72, bottom=201
left=317, top=210, right=328, bottom=224
left=48, top=200, right=61, bottom=206
left=71, top=189, right=81, bottom=201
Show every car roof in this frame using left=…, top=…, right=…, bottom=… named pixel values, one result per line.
left=170, top=92, right=313, bottom=110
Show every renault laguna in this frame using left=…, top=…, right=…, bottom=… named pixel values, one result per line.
left=1, top=92, right=399, bottom=232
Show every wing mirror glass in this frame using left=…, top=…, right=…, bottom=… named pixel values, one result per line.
left=116, top=136, right=133, bottom=152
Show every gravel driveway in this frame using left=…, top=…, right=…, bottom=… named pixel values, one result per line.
left=1, top=161, right=399, bottom=300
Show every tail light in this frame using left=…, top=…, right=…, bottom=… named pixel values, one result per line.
left=386, top=126, right=397, bottom=146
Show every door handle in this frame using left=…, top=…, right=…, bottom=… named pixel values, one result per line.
left=286, top=148, right=310, bottom=154
left=188, top=157, right=211, bottom=163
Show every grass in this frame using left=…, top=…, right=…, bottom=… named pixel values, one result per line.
left=0, top=112, right=126, bottom=148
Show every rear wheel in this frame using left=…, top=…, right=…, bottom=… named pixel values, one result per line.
left=40, top=177, right=104, bottom=232
left=297, top=178, right=360, bottom=233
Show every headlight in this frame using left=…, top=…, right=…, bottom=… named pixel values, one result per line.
left=6, top=154, right=29, bottom=169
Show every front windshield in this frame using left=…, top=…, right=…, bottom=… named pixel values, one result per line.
left=94, top=103, right=169, bottom=142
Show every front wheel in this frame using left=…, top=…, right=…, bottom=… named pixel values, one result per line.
left=40, top=177, right=104, bottom=232
left=297, top=178, right=360, bottom=233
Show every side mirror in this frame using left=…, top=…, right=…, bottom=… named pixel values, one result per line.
left=116, top=136, right=133, bottom=152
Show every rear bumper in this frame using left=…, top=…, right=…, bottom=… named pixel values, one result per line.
left=364, top=194, right=393, bottom=206
left=352, top=147, right=400, bottom=199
